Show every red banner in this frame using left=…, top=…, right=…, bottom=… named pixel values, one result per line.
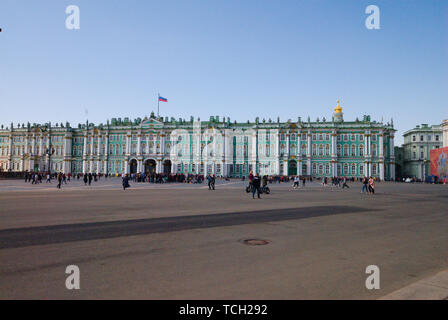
left=430, top=147, right=448, bottom=178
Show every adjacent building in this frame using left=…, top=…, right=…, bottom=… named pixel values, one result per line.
left=443, top=119, right=448, bottom=148
left=402, top=124, right=443, bottom=180
left=0, top=101, right=396, bottom=179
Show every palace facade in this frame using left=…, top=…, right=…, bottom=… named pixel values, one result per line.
left=0, top=101, right=396, bottom=179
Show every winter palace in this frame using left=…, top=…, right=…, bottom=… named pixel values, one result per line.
left=0, top=101, right=396, bottom=180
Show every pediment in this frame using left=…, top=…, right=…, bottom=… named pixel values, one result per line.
left=140, top=118, right=164, bottom=128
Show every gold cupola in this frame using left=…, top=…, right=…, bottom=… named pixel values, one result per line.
left=333, top=99, right=343, bottom=122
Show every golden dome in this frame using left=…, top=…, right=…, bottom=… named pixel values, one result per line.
left=334, top=100, right=342, bottom=113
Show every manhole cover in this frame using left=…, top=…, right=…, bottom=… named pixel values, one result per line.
left=241, top=239, right=270, bottom=246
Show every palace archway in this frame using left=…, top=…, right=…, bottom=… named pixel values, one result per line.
left=144, top=159, right=156, bottom=175
left=163, top=160, right=171, bottom=175
left=288, top=160, right=297, bottom=176
left=129, top=159, right=138, bottom=174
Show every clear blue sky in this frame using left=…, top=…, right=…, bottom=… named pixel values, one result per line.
left=1, top=0, right=447, bottom=145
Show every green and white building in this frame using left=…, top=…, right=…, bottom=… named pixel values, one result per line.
left=0, top=101, right=396, bottom=179
left=402, top=123, right=443, bottom=179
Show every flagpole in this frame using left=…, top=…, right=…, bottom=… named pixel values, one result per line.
left=157, top=92, right=160, bottom=117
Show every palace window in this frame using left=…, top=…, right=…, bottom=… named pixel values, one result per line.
left=291, top=134, right=296, bottom=141
left=360, top=135, right=364, bottom=141
left=302, top=144, right=307, bottom=155
left=337, top=145, right=341, bottom=156
left=318, top=134, right=323, bottom=141
left=312, top=145, right=317, bottom=156
left=372, top=164, right=377, bottom=175
left=326, top=134, right=330, bottom=141
left=372, top=144, right=377, bottom=156
left=319, top=145, right=323, bottom=156
left=351, top=164, right=356, bottom=175
left=359, top=145, right=364, bottom=156
left=312, top=134, right=316, bottom=141
left=290, top=144, right=296, bottom=156
left=325, top=144, right=330, bottom=156
left=312, top=163, right=317, bottom=174
left=319, top=164, right=323, bottom=175
left=351, top=145, right=356, bottom=157
left=325, top=163, right=330, bottom=175
left=344, top=164, right=348, bottom=175
left=343, top=145, right=348, bottom=156
left=344, top=134, right=348, bottom=141
left=435, top=135, right=439, bottom=141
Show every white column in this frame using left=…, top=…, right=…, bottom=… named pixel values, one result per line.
left=161, top=132, right=165, bottom=155
left=39, top=134, right=43, bottom=156
left=104, top=134, right=109, bottom=174
left=251, top=130, right=257, bottom=173
left=390, top=133, right=395, bottom=180
left=146, top=135, right=149, bottom=154
left=307, top=132, right=312, bottom=175
left=82, top=134, right=88, bottom=173
left=137, top=133, right=142, bottom=155
left=126, top=132, right=131, bottom=155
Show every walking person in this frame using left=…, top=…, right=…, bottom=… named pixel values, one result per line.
left=83, top=173, right=88, bottom=186
left=252, top=174, right=261, bottom=199
left=122, top=174, right=130, bottom=190
left=293, top=176, right=300, bottom=189
left=368, top=177, right=375, bottom=195
left=46, top=173, right=51, bottom=183
left=342, top=177, right=350, bottom=189
left=361, top=176, right=369, bottom=193
left=88, top=173, right=93, bottom=186
left=57, top=172, right=63, bottom=189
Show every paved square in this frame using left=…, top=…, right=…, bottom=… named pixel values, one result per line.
left=0, top=178, right=447, bottom=299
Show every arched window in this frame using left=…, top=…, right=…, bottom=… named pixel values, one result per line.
left=302, top=144, right=307, bottom=155
left=337, top=145, right=341, bottom=156
left=290, top=144, right=296, bottom=155
left=325, top=144, right=330, bottom=156
left=343, top=145, right=348, bottom=156
left=343, top=163, right=348, bottom=175
left=351, top=145, right=356, bottom=157
left=372, top=144, right=377, bottom=156
left=319, top=144, right=323, bottom=156
left=291, top=134, right=296, bottom=141
left=351, top=164, right=356, bottom=175
left=359, top=145, right=364, bottom=156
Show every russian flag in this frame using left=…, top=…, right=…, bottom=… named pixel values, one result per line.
left=158, top=96, right=168, bottom=102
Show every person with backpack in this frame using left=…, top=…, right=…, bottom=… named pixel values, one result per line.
left=252, top=174, right=261, bottom=199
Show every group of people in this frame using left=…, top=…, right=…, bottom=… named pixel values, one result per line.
left=127, top=172, right=207, bottom=184
left=361, top=176, right=376, bottom=194
left=247, top=171, right=271, bottom=199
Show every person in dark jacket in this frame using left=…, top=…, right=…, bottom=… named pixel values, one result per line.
left=57, top=172, right=63, bottom=189
left=122, top=174, right=130, bottom=190
left=252, top=174, right=261, bottom=199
